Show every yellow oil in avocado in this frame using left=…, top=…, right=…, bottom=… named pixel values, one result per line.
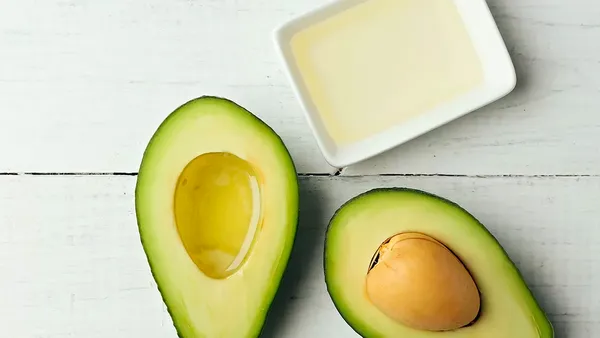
left=173, top=152, right=262, bottom=279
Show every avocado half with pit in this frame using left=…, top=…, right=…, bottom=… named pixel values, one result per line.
left=135, top=96, right=298, bottom=337
left=324, top=188, right=553, bottom=337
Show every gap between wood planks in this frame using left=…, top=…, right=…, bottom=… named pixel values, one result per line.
left=0, top=172, right=598, bottom=178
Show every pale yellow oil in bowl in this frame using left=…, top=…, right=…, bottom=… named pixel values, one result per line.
left=290, top=0, right=485, bottom=145
left=173, top=152, right=262, bottom=279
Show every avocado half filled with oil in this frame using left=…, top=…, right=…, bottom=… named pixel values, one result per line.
left=135, top=96, right=298, bottom=337
left=324, top=188, right=554, bottom=338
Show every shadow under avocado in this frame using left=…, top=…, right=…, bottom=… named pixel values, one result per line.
left=260, top=177, right=328, bottom=337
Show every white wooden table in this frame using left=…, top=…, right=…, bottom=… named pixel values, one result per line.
left=1, top=1, right=599, bottom=337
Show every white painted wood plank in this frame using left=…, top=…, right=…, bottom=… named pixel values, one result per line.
left=0, top=0, right=334, bottom=174
left=1, top=0, right=600, bottom=175
left=344, top=0, right=600, bottom=175
left=0, top=175, right=598, bottom=337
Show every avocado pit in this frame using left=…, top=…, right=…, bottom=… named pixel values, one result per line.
left=365, top=232, right=480, bottom=331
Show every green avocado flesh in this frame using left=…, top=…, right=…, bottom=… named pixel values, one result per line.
left=324, top=188, right=553, bottom=338
left=135, top=96, right=299, bottom=337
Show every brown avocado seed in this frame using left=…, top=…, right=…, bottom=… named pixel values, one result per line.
left=365, top=233, right=480, bottom=331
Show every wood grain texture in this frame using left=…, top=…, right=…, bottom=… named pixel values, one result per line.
left=0, top=0, right=599, bottom=175
left=0, top=0, right=334, bottom=174
left=0, top=175, right=598, bottom=337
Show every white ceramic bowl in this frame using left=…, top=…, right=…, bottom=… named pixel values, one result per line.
left=274, top=0, right=516, bottom=168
